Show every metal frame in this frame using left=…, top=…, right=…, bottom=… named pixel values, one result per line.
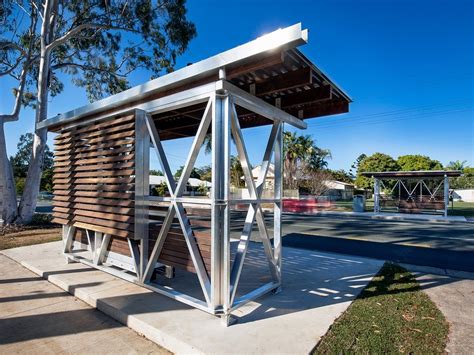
left=373, top=175, right=450, bottom=216
left=39, top=23, right=311, bottom=130
left=60, top=78, right=295, bottom=325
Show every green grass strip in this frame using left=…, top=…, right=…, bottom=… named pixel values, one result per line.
left=314, top=263, right=449, bottom=354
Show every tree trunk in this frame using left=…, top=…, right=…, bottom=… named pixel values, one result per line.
left=16, top=127, right=48, bottom=223
left=16, top=48, right=50, bottom=223
left=0, top=118, right=18, bottom=223
left=16, top=0, right=56, bottom=224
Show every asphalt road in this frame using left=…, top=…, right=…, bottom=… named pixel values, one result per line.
left=280, top=214, right=474, bottom=272
left=36, top=201, right=473, bottom=272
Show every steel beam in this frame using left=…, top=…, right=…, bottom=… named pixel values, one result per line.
left=40, top=23, right=308, bottom=130
left=222, top=80, right=307, bottom=129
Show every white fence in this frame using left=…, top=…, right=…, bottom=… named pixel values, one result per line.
left=453, top=189, right=474, bottom=202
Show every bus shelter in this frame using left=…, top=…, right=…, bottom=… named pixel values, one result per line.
left=362, top=170, right=462, bottom=217
left=41, top=23, right=351, bottom=325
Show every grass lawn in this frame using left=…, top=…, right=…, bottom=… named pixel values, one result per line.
left=330, top=199, right=474, bottom=218
left=329, top=199, right=374, bottom=212
left=448, top=201, right=474, bottom=218
left=314, top=263, right=449, bottom=354
left=0, top=224, right=61, bottom=251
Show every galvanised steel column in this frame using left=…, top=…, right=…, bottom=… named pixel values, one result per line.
left=273, top=123, right=283, bottom=288
left=210, top=89, right=231, bottom=321
left=444, top=174, right=449, bottom=217
left=374, top=177, right=380, bottom=213
left=134, top=109, right=150, bottom=280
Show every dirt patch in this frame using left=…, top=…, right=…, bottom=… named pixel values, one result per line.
left=0, top=225, right=62, bottom=250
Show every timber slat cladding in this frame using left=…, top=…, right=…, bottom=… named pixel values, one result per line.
left=52, top=114, right=136, bottom=239
left=52, top=111, right=212, bottom=275
left=149, top=205, right=212, bottom=274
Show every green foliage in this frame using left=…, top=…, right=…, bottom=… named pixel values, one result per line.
left=30, top=213, right=54, bottom=225
left=153, top=182, right=168, bottom=197
left=329, top=169, right=354, bottom=184
left=230, top=155, right=245, bottom=188
left=40, top=168, right=54, bottom=192
left=283, top=131, right=331, bottom=189
left=203, top=134, right=212, bottom=155
left=150, top=169, right=163, bottom=176
left=11, top=133, right=54, bottom=178
left=10, top=133, right=54, bottom=193
left=349, top=153, right=367, bottom=176
left=1, top=0, right=196, bottom=105
left=450, top=167, right=474, bottom=189
left=397, top=154, right=443, bottom=171
left=15, top=177, right=26, bottom=195
left=174, top=166, right=201, bottom=179
left=195, top=165, right=211, bottom=182
left=355, top=153, right=399, bottom=189
left=196, top=183, right=208, bottom=195
left=447, top=160, right=468, bottom=171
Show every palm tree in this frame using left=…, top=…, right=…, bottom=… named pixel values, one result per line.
left=203, top=134, right=212, bottom=155
left=230, top=155, right=245, bottom=187
left=306, top=148, right=332, bottom=171
left=283, top=131, right=331, bottom=189
left=447, top=160, right=467, bottom=172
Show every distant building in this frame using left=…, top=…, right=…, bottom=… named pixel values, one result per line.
left=245, top=164, right=275, bottom=189
left=241, top=164, right=355, bottom=200
left=322, top=180, right=355, bottom=200
left=149, top=175, right=211, bottom=195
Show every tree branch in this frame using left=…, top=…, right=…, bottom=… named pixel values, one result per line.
left=46, top=22, right=142, bottom=52
left=51, top=61, right=128, bottom=78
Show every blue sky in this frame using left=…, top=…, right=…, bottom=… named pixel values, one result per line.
left=2, top=0, right=473, bottom=173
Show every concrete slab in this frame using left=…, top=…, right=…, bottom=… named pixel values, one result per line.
left=0, top=254, right=168, bottom=354
left=2, top=241, right=383, bottom=354
left=406, top=267, right=474, bottom=354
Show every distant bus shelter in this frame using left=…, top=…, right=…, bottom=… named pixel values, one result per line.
left=362, top=171, right=462, bottom=217
left=40, top=24, right=351, bottom=325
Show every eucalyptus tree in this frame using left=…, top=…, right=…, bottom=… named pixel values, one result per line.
left=0, top=1, right=38, bottom=222
left=0, top=0, right=196, bottom=223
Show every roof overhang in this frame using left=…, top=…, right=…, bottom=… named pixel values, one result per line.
left=362, top=171, right=462, bottom=178
left=40, top=23, right=352, bottom=137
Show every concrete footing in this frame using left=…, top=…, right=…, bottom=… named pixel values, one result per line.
left=2, top=241, right=383, bottom=354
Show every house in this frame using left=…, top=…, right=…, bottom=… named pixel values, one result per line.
left=241, top=164, right=354, bottom=200
left=322, top=180, right=355, bottom=200
left=242, top=163, right=275, bottom=189
left=149, top=175, right=211, bottom=195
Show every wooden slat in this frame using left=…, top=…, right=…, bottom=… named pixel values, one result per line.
left=54, top=146, right=134, bottom=162
left=56, top=115, right=134, bottom=138
left=54, top=139, right=134, bottom=156
left=74, top=209, right=134, bottom=223
left=73, top=215, right=134, bottom=232
left=73, top=222, right=133, bottom=239
left=55, top=161, right=134, bottom=172
left=73, top=203, right=133, bottom=215
left=53, top=169, right=135, bottom=179
left=53, top=113, right=136, bottom=241
left=54, top=154, right=134, bottom=167
left=52, top=217, right=70, bottom=225
left=245, top=67, right=312, bottom=96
